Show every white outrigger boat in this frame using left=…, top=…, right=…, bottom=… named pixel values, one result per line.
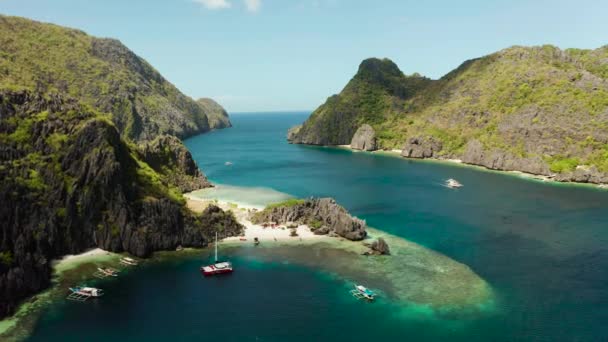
left=119, top=257, right=139, bottom=266
left=445, top=178, right=463, bottom=189
left=93, top=267, right=118, bottom=278
left=350, top=284, right=376, bottom=301
left=67, top=286, right=104, bottom=302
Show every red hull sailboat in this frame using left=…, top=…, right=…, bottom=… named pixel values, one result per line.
left=200, top=232, right=233, bottom=276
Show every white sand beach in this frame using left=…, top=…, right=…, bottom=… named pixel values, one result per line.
left=185, top=196, right=327, bottom=243
left=53, top=248, right=119, bottom=274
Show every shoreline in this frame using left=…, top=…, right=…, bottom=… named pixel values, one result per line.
left=185, top=197, right=328, bottom=243
left=333, top=144, right=608, bottom=190
left=2, top=188, right=497, bottom=340
left=0, top=248, right=122, bottom=340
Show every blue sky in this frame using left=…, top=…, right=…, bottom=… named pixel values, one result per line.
left=1, top=0, right=607, bottom=112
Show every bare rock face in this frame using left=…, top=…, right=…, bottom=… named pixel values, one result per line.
left=402, top=136, right=443, bottom=158
left=140, top=135, right=211, bottom=192
left=196, top=98, right=232, bottom=130
left=350, top=124, right=377, bottom=151
left=462, top=139, right=552, bottom=176
left=287, top=125, right=303, bottom=142
left=251, top=198, right=367, bottom=241
left=554, top=165, right=608, bottom=184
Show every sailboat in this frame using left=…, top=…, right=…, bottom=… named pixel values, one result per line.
left=200, top=232, right=233, bottom=276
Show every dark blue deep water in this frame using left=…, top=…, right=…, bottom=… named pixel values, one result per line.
left=27, top=112, right=608, bottom=341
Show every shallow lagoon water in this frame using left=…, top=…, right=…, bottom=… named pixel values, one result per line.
left=22, top=112, right=608, bottom=341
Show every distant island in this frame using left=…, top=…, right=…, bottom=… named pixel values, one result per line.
left=288, top=47, right=608, bottom=185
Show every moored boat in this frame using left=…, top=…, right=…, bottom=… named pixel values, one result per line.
left=97, top=267, right=118, bottom=277
left=445, top=178, right=463, bottom=188
left=69, top=286, right=104, bottom=298
left=120, top=257, right=139, bottom=266
left=350, top=284, right=376, bottom=301
left=201, top=232, right=234, bottom=276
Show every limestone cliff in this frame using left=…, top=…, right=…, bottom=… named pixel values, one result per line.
left=350, top=124, right=377, bottom=151
left=289, top=47, right=608, bottom=185
left=0, top=90, right=243, bottom=318
left=0, top=15, right=238, bottom=319
left=197, top=98, right=232, bottom=130
left=0, top=15, right=231, bottom=142
left=0, top=91, right=243, bottom=319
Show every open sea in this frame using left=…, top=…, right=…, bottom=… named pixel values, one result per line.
left=25, top=112, right=608, bottom=341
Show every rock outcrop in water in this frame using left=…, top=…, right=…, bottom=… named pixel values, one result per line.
left=350, top=124, right=377, bottom=151
left=288, top=47, right=608, bottom=185
left=196, top=98, right=232, bottom=130
left=252, top=198, right=367, bottom=241
left=370, top=238, right=391, bottom=255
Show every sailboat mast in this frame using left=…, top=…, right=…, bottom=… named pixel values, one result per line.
left=215, top=231, right=218, bottom=262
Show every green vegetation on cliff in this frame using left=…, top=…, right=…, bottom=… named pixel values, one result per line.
left=0, top=15, right=237, bottom=320
left=0, top=15, right=230, bottom=142
left=289, top=46, right=608, bottom=182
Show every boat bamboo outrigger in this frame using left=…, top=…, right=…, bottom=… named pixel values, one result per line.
left=67, top=286, right=104, bottom=301
left=200, top=232, right=233, bottom=276
left=93, top=267, right=119, bottom=278
left=120, top=257, right=139, bottom=266
left=350, top=284, right=376, bottom=301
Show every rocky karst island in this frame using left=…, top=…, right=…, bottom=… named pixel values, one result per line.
left=1, top=2, right=608, bottom=341
left=288, top=50, right=608, bottom=185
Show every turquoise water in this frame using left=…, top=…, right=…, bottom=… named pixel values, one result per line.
left=26, top=112, right=608, bottom=341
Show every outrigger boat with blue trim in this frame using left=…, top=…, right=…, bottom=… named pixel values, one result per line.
left=350, top=284, right=376, bottom=301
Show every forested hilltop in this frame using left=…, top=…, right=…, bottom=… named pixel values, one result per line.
left=0, top=15, right=240, bottom=319
left=289, top=46, right=608, bottom=184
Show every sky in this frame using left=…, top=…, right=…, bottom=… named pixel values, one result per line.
left=0, top=0, right=607, bottom=112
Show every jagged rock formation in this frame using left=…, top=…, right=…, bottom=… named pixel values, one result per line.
left=0, top=90, right=243, bottom=319
left=288, top=58, right=431, bottom=146
left=140, top=135, right=211, bottom=192
left=197, top=98, right=232, bottom=130
left=0, top=15, right=238, bottom=319
left=288, top=46, right=608, bottom=184
left=251, top=198, right=367, bottom=241
left=350, top=124, right=377, bottom=151
left=287, top=125, right=302, bottom=142
left=0, top=15, right=231, bottom=142
left=401, top=136, right=443, bottom=158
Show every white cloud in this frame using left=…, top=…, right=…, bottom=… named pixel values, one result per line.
left=194, top=0, right=232, bottom=10
left=244, top=0, right=261, bottom=13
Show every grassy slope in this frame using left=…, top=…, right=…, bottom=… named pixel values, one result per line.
left=296, top=46, right=608, bottom=173
left=0, top=15, right=218, bottom=141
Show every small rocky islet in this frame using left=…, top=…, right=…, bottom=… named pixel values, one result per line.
left=245, top=197, right=493, bottom=311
